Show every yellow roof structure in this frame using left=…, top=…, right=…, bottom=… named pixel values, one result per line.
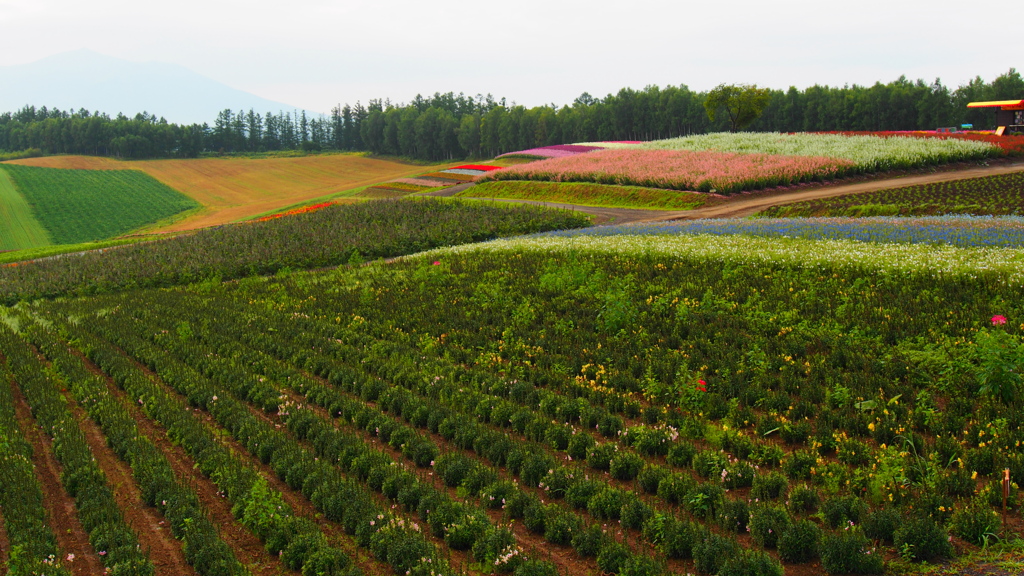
left=967, top=100, right=1024, bottom=109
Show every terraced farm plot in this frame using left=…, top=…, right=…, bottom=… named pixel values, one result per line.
left=463, top=180, right=708, bottom=210
left=7, top=232, right=1022, bottom=576
left=9, top=154, right=454, bottom=231
left=759, top=170, right=1024, bottom=217
left=0, top=166, right=51, bottom=250
left=1, top=164, right=198, bottom=245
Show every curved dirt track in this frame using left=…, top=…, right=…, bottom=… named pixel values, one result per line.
left=454, top=161, right=1024, bottom=224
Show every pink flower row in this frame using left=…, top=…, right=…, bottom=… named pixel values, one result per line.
left=495, top=144, right=604, bottom=159
left=478, top=149, right=856, bottom=193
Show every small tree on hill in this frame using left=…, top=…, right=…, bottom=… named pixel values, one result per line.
left=704, top=84, right=772, bottom=132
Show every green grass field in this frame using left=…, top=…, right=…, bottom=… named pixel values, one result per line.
left=2, top=164, right=200, bottom=245
left=462, top=180, right=707, bottom=210
left=0, top=166, right=51, bottom=251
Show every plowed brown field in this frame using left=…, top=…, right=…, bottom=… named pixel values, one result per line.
left=8, top=154, right=450, bottom=233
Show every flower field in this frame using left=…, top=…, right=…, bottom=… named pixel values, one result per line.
left=535, top=216, right=1024, bottom=248
left=255, top=200, right=337, bottom=221
left=817, top=131, right=1024, bottom=156
left=496, top=144, right=606, bottom=159
left=477, top=149, right=855, bottom=193
left=3, top=229, right=1021, bottom=576
left=636, top=133, right=999, bottom=172
left=759, top=171, right=1024, bottom=218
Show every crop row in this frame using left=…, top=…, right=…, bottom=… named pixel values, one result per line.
left=24, top=234, right=1024, bottom=573
left=117, top=300, right=686, bottom=574
left=75, top=291, right=880, bottom=574
left=19, top=320, right=250, bottom=576
left=61, top=310, right=489, bottom=576
left=0, top=350, right=69, bottom=576
left=0, top=198, right=591, bottom=305
left=15, top=317, right=367, bottom=576
left=478, top=149, right=854, bottom=194
left=633, top=133, right=999, bottom=172
left=758, top=170, right=1024, bottom=218
left=79, top=305, right=577, bottom=576
left=0, top=323, right=154, bottom=575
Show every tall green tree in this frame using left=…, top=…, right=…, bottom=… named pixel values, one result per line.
left=703, top=84, right=772, bottom=132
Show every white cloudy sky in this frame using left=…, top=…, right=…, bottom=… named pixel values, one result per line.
left=0, top=0, right=1018, bottom=113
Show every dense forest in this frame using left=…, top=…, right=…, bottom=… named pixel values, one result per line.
left=1, top=70, right=1021, bottom=161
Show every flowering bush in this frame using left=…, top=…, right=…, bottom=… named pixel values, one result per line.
left=479, top=148, right=854, bottom=193
left=778, top=519, right=821, bottom=563
left=637, top=132, right=998, bottom=171
left=821, top=527, right=884, bottom=574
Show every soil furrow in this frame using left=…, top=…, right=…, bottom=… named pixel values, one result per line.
left=7, top=379, right=106, bottom=576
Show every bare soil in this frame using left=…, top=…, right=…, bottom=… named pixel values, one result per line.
left=7, top=378, right=106, bottom=576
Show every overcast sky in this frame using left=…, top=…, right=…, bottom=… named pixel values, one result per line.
left=0, top=0, right=1018, bottom=114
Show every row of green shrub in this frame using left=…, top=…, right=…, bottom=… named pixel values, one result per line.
left=0, top=357, right=70, bottom=576
left=111, top=297, right=789, bottom=576
left=71, top=311, right=461, bottom=576
left=41, top=320, right=360, bottom=576
left=21, top=321, right=249, bottom=576
left=113, top=306, right=572, bottom=576
left=0, top=324, right=153, bottom=575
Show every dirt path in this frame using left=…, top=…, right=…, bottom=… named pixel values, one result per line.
left=454, top=161, right=1024, bottom=224
left=8, top=379, right=106, bottom=576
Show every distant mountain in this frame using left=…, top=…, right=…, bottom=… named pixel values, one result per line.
left=0, top=49, right=315, bottom=125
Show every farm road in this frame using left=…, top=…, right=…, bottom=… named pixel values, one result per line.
left=442, top=162, right=1024, bottom=224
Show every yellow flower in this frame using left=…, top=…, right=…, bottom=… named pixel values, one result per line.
left=971, top=471, right=978, bottom=480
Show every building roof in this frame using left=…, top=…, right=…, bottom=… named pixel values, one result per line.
left=967, top=100, right=1024, bottom=109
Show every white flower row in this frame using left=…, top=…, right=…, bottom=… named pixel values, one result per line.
left=627, top=132, right=997, bottom=171
left=422, top=234, right=1024, bottom=284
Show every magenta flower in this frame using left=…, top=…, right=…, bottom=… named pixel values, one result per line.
left=432, top=261, right=440, bottom=266
left=992, top=315, right=1008, bottom=326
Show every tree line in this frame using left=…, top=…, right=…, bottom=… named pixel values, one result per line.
left=1, top=70, right=1020, bottom=161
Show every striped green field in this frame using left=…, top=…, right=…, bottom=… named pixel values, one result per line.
left=1, top=164, right=199, bottom=245
left=0, top=166, right=51, bottom=251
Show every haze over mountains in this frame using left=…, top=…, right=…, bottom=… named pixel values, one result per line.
left=0, top=50, right=315, bottom=125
